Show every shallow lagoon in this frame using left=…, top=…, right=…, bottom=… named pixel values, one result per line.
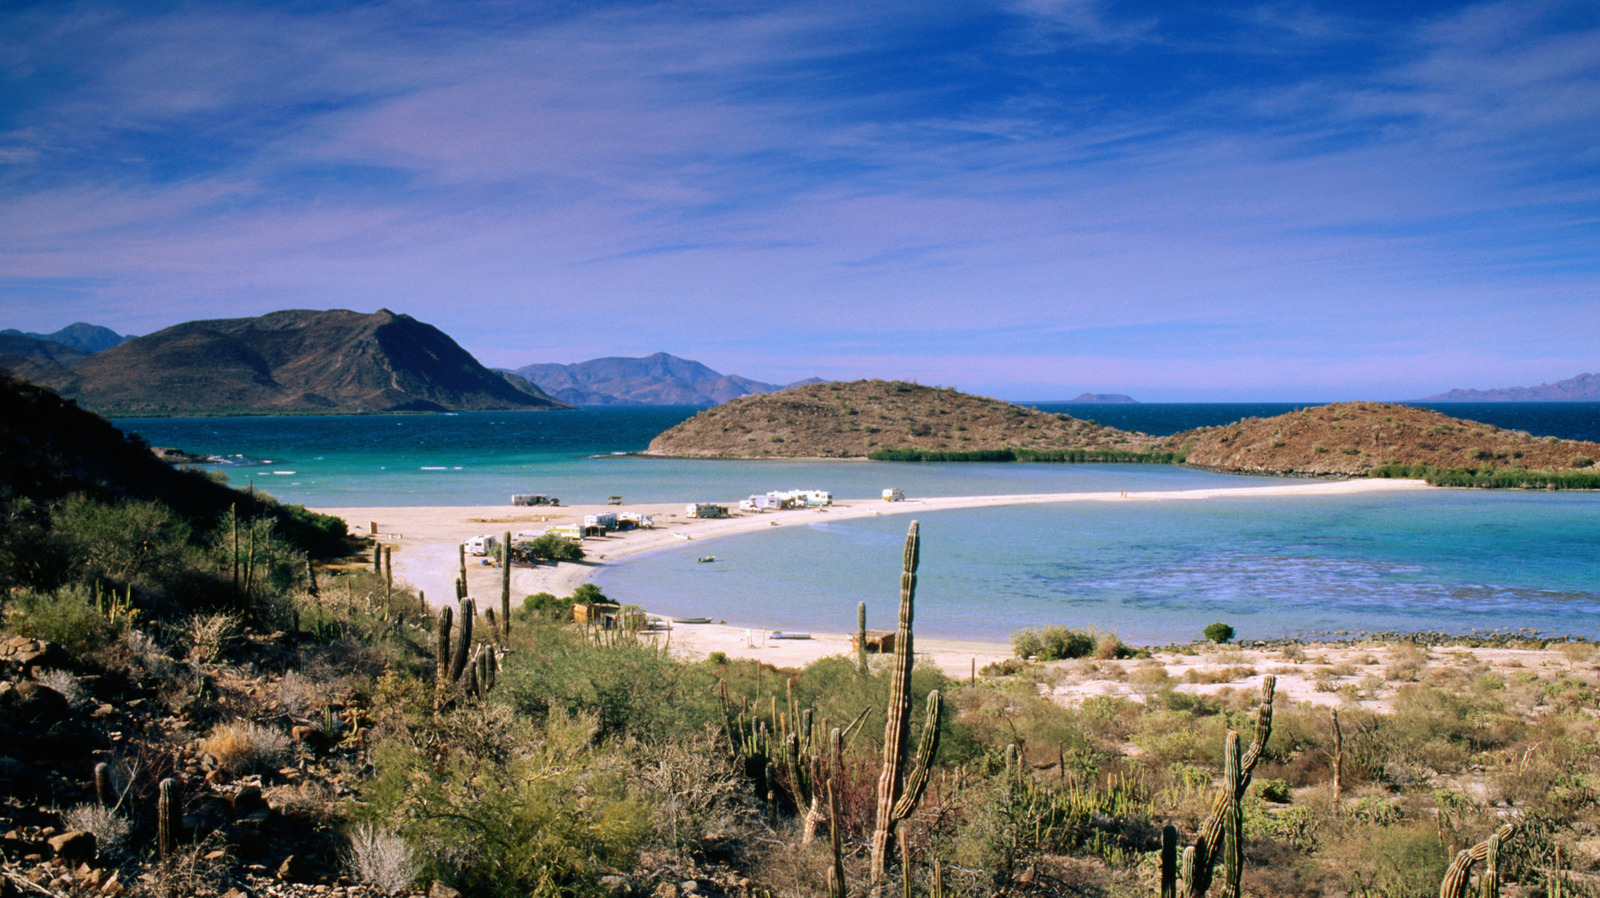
left=120, top=406, right=1600, bottom=644
left=596, top=486, right=1600, bottom=644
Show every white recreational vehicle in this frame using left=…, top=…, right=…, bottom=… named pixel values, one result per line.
left=464, top=534, right=499, bottom=556
left=740, top=495, right=783, bottom=513
left=882, top=488, right=905, bottom=502
left=687, top=503, right=730, bottom=519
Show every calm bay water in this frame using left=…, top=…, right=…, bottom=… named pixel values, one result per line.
left=117, top=402, right=1600, bottom=643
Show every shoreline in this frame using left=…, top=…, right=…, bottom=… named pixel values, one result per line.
left=314, top=477, right=1432, bottom=673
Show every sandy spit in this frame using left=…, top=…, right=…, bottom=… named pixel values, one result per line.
left=314, top=478, right=1431, bottom=678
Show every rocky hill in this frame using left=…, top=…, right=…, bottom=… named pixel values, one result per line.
left=31, top=309, right=568, bottom=416
left=0, top=333, right=91, bottom=384
left=0, top=373, right=351, bottom=559
left=513, top=352, right=810, bottom=406
left=1166, top=401, right=1600, bottom=476
left=645, top=379, right=1158, bottom=458
left=1, top=322, right=130, bottom=354
left=1418, top=372, right=1600, bottom=402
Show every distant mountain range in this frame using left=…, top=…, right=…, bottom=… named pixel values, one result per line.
left=1, top=322, right=131, bottom=354
left=512, top=352, right=821, bottom=406
left=1418, top=372, right=1600, bottom=402
left=9, top=309, right=567, bottom=416
left=1065, top=393, right=1137, bottom=403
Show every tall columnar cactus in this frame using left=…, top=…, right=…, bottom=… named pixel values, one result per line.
left=501, top=530, right=513, bottom=636
left=858, top=601, right=869, bottom=676
left=158, top=778, right=180, bottom=861
left=1160, top=824, right=1179, bottom=898
left=1438, top=824, right=1517, bottom=898
left=450, top=598, right=475, bottom=684
left=1331, top=707, right=1343, bottom=802
left=384, top=546, right=393, bottom=596
left=94, top=762, right=113, bottom=809
left=458, top=542, right=468, bottom=593
left=827, top=726, right=847, bottom=898
left=436, top=605, right=454, bottom=687
left=374, top=541, right=382, bottom=574
left=1220, top=732, right=1243, bottom=898
left=869, top=521, right=944, bottom=890
left=1182, top=676, right=1275, bottom=898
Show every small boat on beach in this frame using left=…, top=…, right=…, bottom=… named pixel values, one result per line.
left=672, top=616, right=712, bottom=624
left=769, top=631, right=812, bottom=640
left=697, top=556, right=716, bottom=563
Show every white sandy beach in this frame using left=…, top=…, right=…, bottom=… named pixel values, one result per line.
left=315, top=478, right=1432, bottom=677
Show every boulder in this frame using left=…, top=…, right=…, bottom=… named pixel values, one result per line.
left=47, top=830, right=96, bottom=863
left=0, top=637, right=72, bottom=677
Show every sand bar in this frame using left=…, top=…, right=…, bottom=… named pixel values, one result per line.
left=315, top=478, right=1431, bottom=675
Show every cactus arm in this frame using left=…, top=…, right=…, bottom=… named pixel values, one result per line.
left=1439, top=824, right=1517, bottom=898
left=1185, top=675, right=1275, bottom=898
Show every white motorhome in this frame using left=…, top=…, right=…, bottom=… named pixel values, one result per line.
left=883, top=488, right=905, bottom=502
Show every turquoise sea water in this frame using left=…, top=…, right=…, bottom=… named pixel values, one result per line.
left=117, top=404, right=1600, bottom=643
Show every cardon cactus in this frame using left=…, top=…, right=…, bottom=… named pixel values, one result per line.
left=501, top=530, right=512, bottom=635
left=858, top=601, right=869, bottom=676
left=1438, top=823, right=1517, bottom=898
left=95, top=762, right=113, bottom=809
left=1220, top=732, right=1243, bottom=898
left=158, top=778, right=180, bottom=861
left=869, top=521, right=943, bottom=891
left=1181, top=675, right=1275, bottom=898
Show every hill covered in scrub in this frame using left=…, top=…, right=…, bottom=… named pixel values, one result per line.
left=1165, top=401, right=1600, bottom=478
left=644, top=379, right=1162, bottom=458
left=26, top=308, right=568, bottom=416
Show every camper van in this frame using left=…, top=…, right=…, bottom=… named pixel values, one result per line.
left=617, top=512, right=655, bottom=529
left=464, top=534, right=499, bottom=556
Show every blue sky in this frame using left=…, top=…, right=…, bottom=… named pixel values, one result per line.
left=1, top=0, right=1596, bottom=400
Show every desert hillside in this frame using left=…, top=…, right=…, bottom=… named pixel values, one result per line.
left=645, top=379, right=1159, bottom=458
left=1167, top=401, right=1600, bottom=476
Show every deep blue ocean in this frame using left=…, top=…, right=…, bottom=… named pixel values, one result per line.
left=117, top=402, right=1600, bottom=643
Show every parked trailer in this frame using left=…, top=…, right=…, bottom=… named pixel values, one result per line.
left=617, top=512, right=655, bottom=529
left=740, top=495, right=783, bottom=513
left=883, top=488, right=905, bottom=502
left=686, top=503, right=730, bottom=519
left=464, top=534, right=499, bottom=556
left=510, top=494, right=560, bottom=506
left=583, top=512, right=620, bottom=532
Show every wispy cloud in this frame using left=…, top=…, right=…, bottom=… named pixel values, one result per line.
left=0, top=0, right=1595, bottom=399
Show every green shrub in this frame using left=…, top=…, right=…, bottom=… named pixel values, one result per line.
left=3, top=583, right=116, bottom=654
left=514, top=592, right=572, bottom=622
left=1012, top=625, right=1095, bottom=660
left=1203, top=622, right=1235, bottom=644
left=1257, top=778, right=1292, bottom=803
left=516, top=533, right=584, bottom=563
left=359, top=705, right=651, bottom=895
left=498, top=620, right=718, bottom=741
